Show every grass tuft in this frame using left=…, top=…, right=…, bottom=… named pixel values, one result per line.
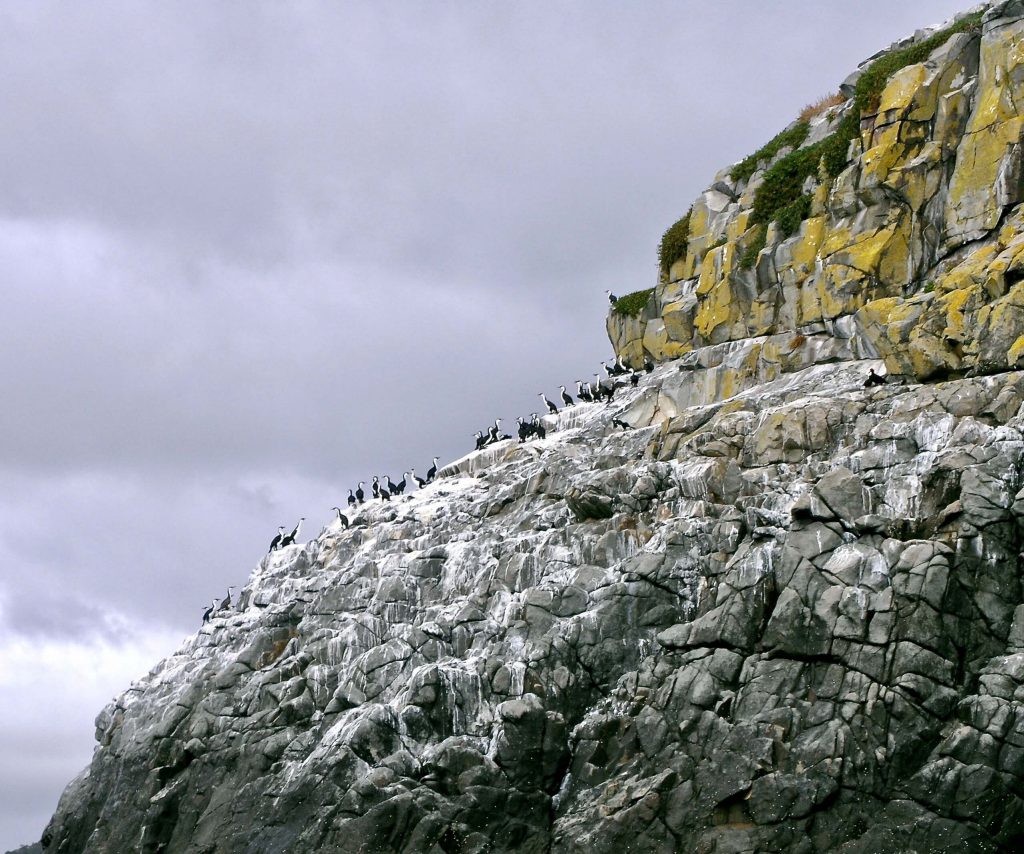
left=613, top=288, right=655, bottom=318
left=658, top=210, right=691, bottom=275
left=798, top=92, right=847, bottom=122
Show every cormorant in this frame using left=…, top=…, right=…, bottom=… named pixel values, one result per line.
left=612, top=418, right=632, bottom=430
left=540, top=393, right=558, bottom=415
left=560, top=385, right=574, bottom=407
left=332, top=507, right=349, bottom=529
left=218, top=586, right=235, bottom=613
left=577, top=380, right=593, bottom=403
left=426, top=457, right=439, bottom=482
left=280, top=518, right=304, bottom=548
left=202, top=599, right=217, bottom=623
left=268, top=526, right=285, bottom=553
left=864, top=368, right=886, bottom=387
left=371, top=477, right=381, bottom=499
left=411, top=469, right=427, bottom=488
left=355, top=482, right=365, bottom=504
left=630, top=372, right=640, bottom=387
left=347, top=489, right=357, bottom=509
left=531, top=413, right=546, bottom=440
left=644, top=359, right=654, bottom=373
left=606, top=289, right=618, bottom=305
left=474, top=431, right=487, bottom=450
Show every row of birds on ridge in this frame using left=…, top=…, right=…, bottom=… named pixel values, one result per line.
left=202, top=343, right=656, bottom=625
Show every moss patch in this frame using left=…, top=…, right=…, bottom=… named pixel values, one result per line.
left=613, top=288, right=655, bottom=317
left=658, top=209, right=691, bottom=275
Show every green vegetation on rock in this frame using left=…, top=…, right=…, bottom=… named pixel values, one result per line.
left=613, top=288, right=655, bottom=317
left=730, top=122, right=810, bottom=184
left=738, top=225, right=767, bottom=270
left=658, top=209, right=691, bottom=275
left=744, top=11, right=983, bottom=237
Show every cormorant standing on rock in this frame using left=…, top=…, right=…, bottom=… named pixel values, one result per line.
left=355, top=482, right=365, bottom=504
left=486, top=420, right=501, bottom=445
left=332, top=507, right=349, bottom=529
left=864, top=368, right=887, bottom=387
left=411, top=469, right=427, bottom=488
left=426, top=457, right=439, bottom=482
left=577, top=380, right=592, bottom=403
left=517, top=417, right=532, bottom=442
left=280, top=518, right=304, bottom=548
left=396, top=473, right=408, bottom=495
left=612, top=418, right=632, bottom=430
left=268, top=526, right=285, bottom=553
left=560, top=385, right=574, bottom=407
left=531, top=413, right=547, bottom=440
left=371, top=477, right=381, bottom=499
left=474, top=431, right=487, bottom=450
left=202, top=599, right=217, bottom=623
left=218, top=587, right=235, bottom=613
left=540, top=393, right=558, bottom=415
left=630, top=372, right=640, bottom=387
left=606, top=289, right=618, bottom=306
left=347, top=490, right=357, bottom=509
left=644, top=359, right=654, bottom=373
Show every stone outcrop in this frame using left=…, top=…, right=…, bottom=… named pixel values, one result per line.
left=609, top=1, right=1024, bottom=387
left=42, top=2, right=1024, bottom=852
left=41, top=356, right=1024, bottom=853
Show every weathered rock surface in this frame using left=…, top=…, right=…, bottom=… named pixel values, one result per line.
left=42, top=3, right=1024, bottom=852
left=41, top=356, right=1024, bottom=852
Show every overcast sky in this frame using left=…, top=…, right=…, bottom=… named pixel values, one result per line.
left=0, top=1, right=974, bottom=848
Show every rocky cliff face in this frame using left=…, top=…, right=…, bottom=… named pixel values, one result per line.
left=43, top=3, right=1024, bottom=853
left=609, top=1, right=1024, bottom=388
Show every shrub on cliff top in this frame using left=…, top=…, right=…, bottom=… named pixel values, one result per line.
left=613, top=288, right=655, bottom=318
left=658, top=209, right=691, bottom=275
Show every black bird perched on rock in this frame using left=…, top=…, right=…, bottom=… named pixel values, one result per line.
left=474, top=431, right=487, bottom=450
left=280, top=518, right=304, bottom=548
left=540, top=393, right=558, bottom=415
left=202, top=599, right=217, bottom=624
left=630, top=372, right=640, bottom=387
left=385, top=475, right=399, bottom=496
left=268, top=526, right=285, bottom=553
left=606, top=289, right=618, bottom=305
left=411, top=468, right=427, bottom=488
left=577, top=380, right=593, bottom=403
left=396, top=473, right=408, bottom=495
left=612, top=418, right=632, bottom=430
left=864, top=368, right=887, bottom=387
left=371, top=477, right=381, bottom=499
left=379, top=482, right=391, bottom=501
left=218, top=586, right=236, bottom=613
left=347, top=489, right=357, bottom=509
left=531, top=413, right=546, bottom=440
left=560, top=385, right=574, bottom=407
left=332, top=507, right=350, bottom=529
left=517, top=417, right=533, bottom=443
left=355, top=482, right=365, bottom=504
left=426, top=457, right=439, bottom=482
left=644, top=358, right=654, bottom=373
left=486, top=419, right=502, bottom=445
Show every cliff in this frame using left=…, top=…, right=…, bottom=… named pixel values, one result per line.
left=42, top=3, right=1024, bottom=853
left=609, top=1, right=1024, bottom=390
